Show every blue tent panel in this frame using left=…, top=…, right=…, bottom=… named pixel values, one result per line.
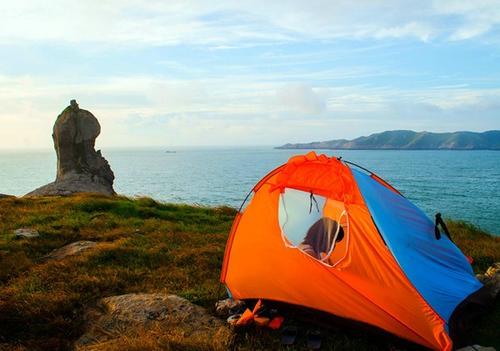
left=352, top=168, right=482, bottom=325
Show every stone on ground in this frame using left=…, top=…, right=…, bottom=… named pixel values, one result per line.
left=75, top=293, right=232, bottom=350
left=477, top=262, right=500, bottom=298
left=14, top=228, right=39, bottom=239
left=456, top=345, right=496, bottom=351
left=46, top=241, right=97, bottom=260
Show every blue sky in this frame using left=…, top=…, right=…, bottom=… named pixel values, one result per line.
left=1, top=1, right=499, bottom=148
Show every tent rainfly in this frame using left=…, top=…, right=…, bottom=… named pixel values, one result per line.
left=221, top=152, right=491, bottom=350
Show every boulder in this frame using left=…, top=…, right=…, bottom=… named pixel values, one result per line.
left=14, top=228, right=39, bottom=239
left=46, top=241, right=97, bottom=260
left=75, top=293, right=232, bottom=350
left=26, top=100, right=115, bottom=197
left=477, top=262, right=500, bottom=298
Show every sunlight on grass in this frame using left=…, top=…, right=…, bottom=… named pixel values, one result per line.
left=0, top=194, right=498, bottom=350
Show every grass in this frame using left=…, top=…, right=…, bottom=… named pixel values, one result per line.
left=0, top=194, right=498, bottom=350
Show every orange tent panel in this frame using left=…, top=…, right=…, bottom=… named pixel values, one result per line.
left=221, top=152, right=452, bottom=350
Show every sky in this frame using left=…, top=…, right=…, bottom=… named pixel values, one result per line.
left=1, top=0, right=500, bottom=149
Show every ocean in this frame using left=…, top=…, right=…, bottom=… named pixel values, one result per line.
left=0, top=147, right=499, bottom=235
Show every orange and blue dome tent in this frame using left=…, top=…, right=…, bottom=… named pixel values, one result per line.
left=220, top=151, right=488, bottom=350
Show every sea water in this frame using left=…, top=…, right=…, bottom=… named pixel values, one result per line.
left=0, top=147, right=498, bottom=235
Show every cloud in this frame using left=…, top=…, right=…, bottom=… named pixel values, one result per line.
left=432, top=0, right=500, bottom=40
left=1, top=0, right=500, bottom=47
left=373, top=22, right=435, bottom=42
left=1, top=72, right=498, bottom=149
left=275, top=84, right=327, bottom=116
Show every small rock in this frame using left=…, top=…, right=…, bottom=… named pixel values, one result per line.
left=485, top=263, right=500, bottom=278
left=75, top=293, right=231, bottom=350
left=46, top=241, right=97, bottom=260
left=479, top=262, right=500, bottom=298
left=215, top=298, right=245, bottom=318
left=14, top=228, right=39, bottom=239
left=456, top=345, right=496, bottom=351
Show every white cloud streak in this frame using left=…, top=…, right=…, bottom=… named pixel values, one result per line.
left=1, top=74, right=498, bottom=148
left=1, top=0, right=500, bottom=46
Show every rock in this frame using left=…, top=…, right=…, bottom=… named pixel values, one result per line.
left=479, top=262, right=500, bottom=298
left=46, top=241, right=97, bottom=260
left=14, top=228, right=39, bottom=239
left=75, top=293, right=232, bottom=350
left=456, top=345, right=496, bottom=351
left=26, top=100, right=115, bottom=197
left=485, top=263, right=500, bottom=278
left=215, top=298, right=245, bottom=318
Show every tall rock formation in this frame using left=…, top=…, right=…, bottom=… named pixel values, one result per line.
left=26, top=100, right=115, bottom=196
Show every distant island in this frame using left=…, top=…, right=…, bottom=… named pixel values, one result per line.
left=277, top=130, right=500, bottom=150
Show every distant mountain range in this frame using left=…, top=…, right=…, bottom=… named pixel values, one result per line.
left=276, top=130, right=500, bottom=150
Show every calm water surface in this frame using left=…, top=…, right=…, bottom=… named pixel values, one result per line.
left=0, top=147, right=498, bottom=235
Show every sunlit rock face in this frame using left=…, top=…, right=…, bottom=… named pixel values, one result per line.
left=26, top=100, right=115, bottom=196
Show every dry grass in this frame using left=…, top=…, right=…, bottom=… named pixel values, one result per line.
left=0, top=195, right=233, bottom=350
left=0, top=194, right=498, bottom=350
left=449, top=220, right=500, bottom=272
left=76, top=324, right=234, bottom=351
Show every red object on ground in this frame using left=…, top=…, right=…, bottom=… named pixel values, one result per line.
left=268, top=316, right=285, bottom=330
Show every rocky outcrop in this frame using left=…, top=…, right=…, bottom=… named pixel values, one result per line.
left=45, top=241, right=97, bottom=260
left=14, top=228, right=39, bottom=239
left=26, top=100, right=115, bottom=196
left=75, top=294, right=232, bottom=350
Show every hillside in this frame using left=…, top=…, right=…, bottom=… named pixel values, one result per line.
left=277, top=130, right=500, bottom=150
left=0, top=195, right=499, bottom=350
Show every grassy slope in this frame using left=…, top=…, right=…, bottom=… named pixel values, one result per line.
left=0, top=195, right=498, bottom=350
